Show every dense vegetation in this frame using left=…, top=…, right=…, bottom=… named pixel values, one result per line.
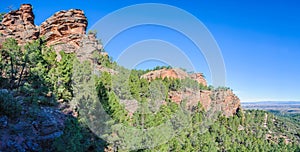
left=0, top=38, right=299, bottom=151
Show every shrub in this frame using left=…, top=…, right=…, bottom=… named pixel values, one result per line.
left=53, top=117, right=106, bottom=152
left=0, top=89, right=21, bottom=118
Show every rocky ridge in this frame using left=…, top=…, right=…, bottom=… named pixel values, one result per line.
left=141, top=68, right=207, bottom=86
left=0, top=4, right=102, bottom=61
left=0, top=4, right=39, bottom=47
left=141, top=68, right=241, bottom=117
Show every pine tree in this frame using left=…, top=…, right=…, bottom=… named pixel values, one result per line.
left=2, top=38, right=21, bottom=88
left=51, top=51, right=75, bottom=101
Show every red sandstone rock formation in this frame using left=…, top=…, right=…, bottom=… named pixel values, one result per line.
left=141, top=68, right=207, bottom=86
left=39, top=9, right=102, bottom=61
left=189, top=73, right=207, bottom=86
left=0, top=4, right=39, bottom=46
left=40, top=9, right=87, bottom=48
left=168, top=88, right=240, bottom=117
left=141, top=68, right=240, bottom=116
left=141, top=68, right=188, bottom=80
left=209, top=89, right=241, bottom=116
left=0, top=4, right=102, bottom=61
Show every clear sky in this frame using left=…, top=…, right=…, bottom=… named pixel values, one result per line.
left=1, top=0, right=300, bottom=102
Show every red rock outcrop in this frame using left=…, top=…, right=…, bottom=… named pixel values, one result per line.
left=168, top=88, right=240, bottom=117
left=189, top=73, right=207, bottom=86
left=40, top=9, right=87, bottom=48
left=210, top=89, right=241, bottom=116
left=169, top=88, right=201, bottom=106
left=141, top=68, right=240, bottom=116
left=0, top=4, right=103, bottom=61
left=199, top=90, right=212, bottom=110
left=39, top=9, right=103, bottom=61
left=0, top=4, right=39, bottom=46
left=141, top=68, right=207, bottom=86
left=141, top=68, right=187, bottom=80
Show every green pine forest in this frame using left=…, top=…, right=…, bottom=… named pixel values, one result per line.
left=0, top=37, right=300, bottom=151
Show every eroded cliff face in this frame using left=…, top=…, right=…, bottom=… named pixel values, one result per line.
left=0, top=4, right=102, bottom=61
left=40, top=9, right=87, bottom=48
left=142, top=68, right=241, bottom=116
left=168, top=88, right=240, bottom=117
left=0, top=4, right=39, bottom=46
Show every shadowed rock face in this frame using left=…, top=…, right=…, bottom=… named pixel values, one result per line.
left=0, top=91, right=67, bottom=151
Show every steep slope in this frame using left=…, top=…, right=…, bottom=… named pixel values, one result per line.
left=1, top=4, right=299, bottom=152
left=0, top=4, right=103, bottom=151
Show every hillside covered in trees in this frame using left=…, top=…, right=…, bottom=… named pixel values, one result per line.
left=0, top=4, right=299, bottom=152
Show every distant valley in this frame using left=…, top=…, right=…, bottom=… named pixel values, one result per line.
left=242, top=101, right=300, bottom=114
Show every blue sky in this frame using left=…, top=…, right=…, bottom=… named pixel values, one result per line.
left=1, top=0, right=300, bottom=102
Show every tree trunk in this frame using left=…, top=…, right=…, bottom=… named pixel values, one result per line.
left=10, top=55, right=14, bottom=89
left=17, top=58, right=27, bottom=88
